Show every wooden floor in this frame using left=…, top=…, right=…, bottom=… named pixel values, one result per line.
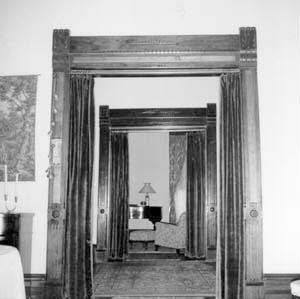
left=95, top=296, right=215, bottom=299
left=94, top=258, right=216, bottom=299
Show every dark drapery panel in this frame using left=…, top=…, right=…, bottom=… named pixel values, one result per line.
left=186, top=131, right=206, bottom=259
left=217, top=72, right=244, bottom=299
left=64, top=75, right=95, bottom=299
left=169, top=132, right=187, bottom=224
left=108, top=133, right=129, bottom=260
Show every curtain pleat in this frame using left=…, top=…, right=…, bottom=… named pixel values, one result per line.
left=108, top=133, right=129, bottom=260
left=169, top=132, right=187, bottom=224
left=186, top=131, right=206, bottom=259
left=217, top=72, right=244, bottom=299
left=64, top=75, right=95, bottom=299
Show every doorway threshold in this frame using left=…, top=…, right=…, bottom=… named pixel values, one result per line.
left=95, top=296, right=215, bottom=299
left=128, top=251, right=179, bottom=260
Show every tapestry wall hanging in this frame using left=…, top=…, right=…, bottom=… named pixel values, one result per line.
left=0, top=75, right=38, bottom=181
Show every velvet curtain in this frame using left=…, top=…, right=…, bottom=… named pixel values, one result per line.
left=64, top=75, right=95, bottom=299
left=108, top=133, right=129, bottom=260
left=186, top=131, right=206, bottom=259
left=169, top=132, right=187, bottom=224
left=217, top=72, right=244, bottom=299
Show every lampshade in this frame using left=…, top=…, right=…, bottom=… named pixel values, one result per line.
left=138, top=183, right=156, bottom=194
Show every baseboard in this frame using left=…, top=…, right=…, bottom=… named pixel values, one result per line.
left=263, top=273, right=300, bottom=299
left=24, top=274, right=46, bottom=298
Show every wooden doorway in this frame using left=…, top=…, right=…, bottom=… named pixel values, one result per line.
left=97, top=105, right=217, bottom=262
left=46, top=28, right=263, bottom=298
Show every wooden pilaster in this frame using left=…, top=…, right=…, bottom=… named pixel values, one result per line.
left=239, top=27, right=264, bottom=299
left=206, top=104, right=217, bottom=259
left=97, top=106, right=110, bottom=255
left=45, top=29, right=70, bottom=299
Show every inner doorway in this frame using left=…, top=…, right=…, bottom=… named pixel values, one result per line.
left=93, top=76, right=218, bottom=298
left=95, top=115, right=217, bottom=298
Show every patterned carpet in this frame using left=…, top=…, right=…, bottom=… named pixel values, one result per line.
left=94, top=260, right=215, bottom=297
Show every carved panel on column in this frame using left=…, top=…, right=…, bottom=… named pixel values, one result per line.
left=46, top=95, right=65, bottom=287
left=97, top=106, right=110, bottom=251
left=206, top=104, right=217, bottom=255
left=53, top=29, right=70, bottom=72
left=239, top=27, right=257, bottom=67
left=46, top=29, right=70, bottom=298
left=240, top=32, right=264, bottom=298
left=51, top=73, right=65, bottom=137
left=245, top=202, right=263, bottom=283
left=46, top=203, right=65, bottom=277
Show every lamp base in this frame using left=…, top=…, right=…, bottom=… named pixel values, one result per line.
left=145, top=194, right=150, bottom=206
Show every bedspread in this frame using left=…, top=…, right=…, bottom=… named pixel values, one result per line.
left=0, top=245, right=25, bottom=299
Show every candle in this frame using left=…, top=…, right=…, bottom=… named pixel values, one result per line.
left=4, top=164, right=7, bottom=192
left=3, top=165, right=7, bottom=201
left=14, top=173, right=19, bottom=203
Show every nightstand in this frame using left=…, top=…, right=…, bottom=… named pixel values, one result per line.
left=0, top=213, right=34, bottom=273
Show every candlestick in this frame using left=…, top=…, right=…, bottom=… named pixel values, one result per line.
left=4, top=165, right=7, bottom=198
left=14, top=173, right=19, bottom=203
left=4, top=165, right=7, bottom=182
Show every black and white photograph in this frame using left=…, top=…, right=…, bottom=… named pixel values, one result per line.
left=0, top=1, right=299, bottom=298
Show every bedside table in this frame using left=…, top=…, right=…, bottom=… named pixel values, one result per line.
left=0, top=213, right=34, bottom=273
left=0, top=213, right=20, bottom=247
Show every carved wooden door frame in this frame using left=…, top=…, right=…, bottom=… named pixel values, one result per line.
left=97, top=105, right=217, bottom=262
left=47, top=28, right=263, bottom=298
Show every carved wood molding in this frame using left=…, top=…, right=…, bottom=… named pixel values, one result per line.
left=70, top=35, right=240, bottom=54
left=97, top=106, right=110, bottom=251
left=46, top=34, right=70, bottom=292
left=70, top=68, right=240, bottom=76
left=206, top=103, right=217, bottom=124
left=206, top=109, right=217, bottom=252
left=239, top=27, right=257, bottom=67
left=70, top=52, right=239, bottom=70
left=53, top=29, right=70, bottom=72
left=99, top=105, right=110, bottom=125
left=240, top=27, right=257, bottom=50
left=51, top=73, right=65, bottom=138
left=240, top=66, right=263, bottom=297
left=109, top=108, right=209, bottom=128
left=69, top=34, right=241, bottom=70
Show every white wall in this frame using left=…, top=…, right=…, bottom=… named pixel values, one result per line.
left=129, top=132, right=169, bottom=228
left=0, top=0, right=299, bottom=274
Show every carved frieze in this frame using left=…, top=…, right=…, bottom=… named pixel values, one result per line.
left=207, top=103, right=217, bottom=125
left=53, top=29, right=70, bottom=50
left=240, top=27, right=257, bottom=50
left=99, top=105, right=110, bottom=126
left=70, top=35, right=240, bottom=54
left=239, top=27, right=257, bottom=66
left=48, top=203, right=65, bottom=226
left=53, top=29, right=70, bottom=72
left=51, top=72, right=65, bottom=138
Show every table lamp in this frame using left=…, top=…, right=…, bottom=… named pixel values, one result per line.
left=139, top=183, right=156, bottom=206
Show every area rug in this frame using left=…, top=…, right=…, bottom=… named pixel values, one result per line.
left=94, top=260, right=215, bottom=297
